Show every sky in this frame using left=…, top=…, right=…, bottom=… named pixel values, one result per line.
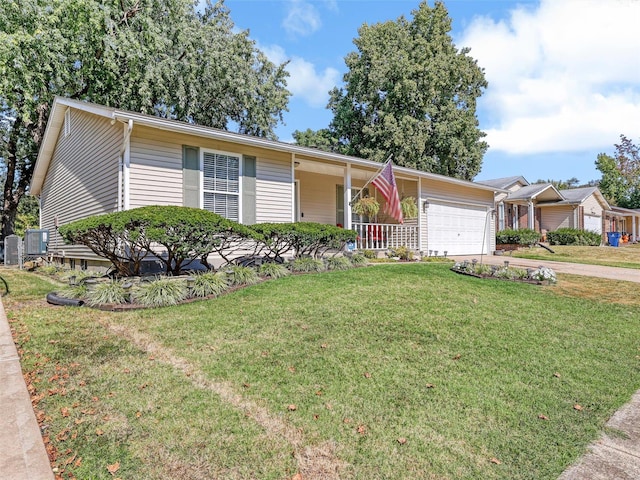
left=223, top=0, right=640, bottom=185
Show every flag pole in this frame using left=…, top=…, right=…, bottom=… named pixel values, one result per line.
left=350, top=154, right=393, bottom=205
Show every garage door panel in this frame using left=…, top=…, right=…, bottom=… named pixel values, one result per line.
left=584, top=215, right=602, bottom=234
left=427, top=202, right=489, bottom=255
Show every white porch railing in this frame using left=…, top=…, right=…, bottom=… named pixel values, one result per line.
left=352, top=223, right=419, bottom=251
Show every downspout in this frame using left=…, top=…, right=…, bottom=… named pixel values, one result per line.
left=498, top=201, right=505, bottom=231
left=120, top=119, right=133, bottom=211
left=528, top=201, right=534, bottom=230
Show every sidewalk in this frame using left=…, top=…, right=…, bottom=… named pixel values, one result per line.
left=0, top=297, right=54, bottom=480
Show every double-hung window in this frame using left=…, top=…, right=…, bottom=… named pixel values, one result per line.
left=202, top=150, right=240, bottom=221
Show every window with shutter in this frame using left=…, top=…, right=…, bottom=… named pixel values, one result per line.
left=202, top=150, right=241, bottom=221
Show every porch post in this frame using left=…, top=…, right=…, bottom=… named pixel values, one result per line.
left=528, top=201, right=534, bottom=229
left=344, top=164, right=352, bottom=230
left=417, top=177, right=423, bottom=252
left=498, top=202, right=505, bottom=231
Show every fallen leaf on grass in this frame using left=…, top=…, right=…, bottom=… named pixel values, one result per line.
left=95, top=429, right=104, bottom=436
left=288, top=366, right=296, bottom=373
left=356, top=424, right=367, bottom=435
left=60, top=407, right=70, bottom=417
left=490, top=457, right=502, bottom=465
left=538, top=414, right=549, bottom=420
left=452, top=354, right=461, bottom=360
left=290, top=474, right=302, bottom=480
left=107, top=461, right=120, bottom=475
left=574, top=404, right=583, bottom=411
left=288, top=404, right=297, bottom=411
left=425, top=383, right=435, bottom=389
left=363, top=372, right=372, bottom=379
left=397, top=437, right=407, bottom=445
left=553, top=372, right=561, bottom=378
left=320, top=343, right=328, bottom=349
left=136, top=411, right=142, bottom=418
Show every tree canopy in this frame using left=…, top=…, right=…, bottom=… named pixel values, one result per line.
left=0, top=0, right=290, bottom=238
left=295, top=1, right=488, bottom=180
left=595, top=135, right=640, bottom=208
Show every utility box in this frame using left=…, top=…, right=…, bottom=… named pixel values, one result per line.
left=4, top=235, right=21, bottom=265
left=25, top=229, right=49, bottom=255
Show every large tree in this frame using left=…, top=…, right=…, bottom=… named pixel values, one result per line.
left=595, top=135, right=640, bottom=208
left=309, top=1, right=487, bottom=180
left=0, top=0, right=290, bottom=238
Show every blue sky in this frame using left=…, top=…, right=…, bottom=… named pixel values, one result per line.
left=224, top=0, right=640, bottom=185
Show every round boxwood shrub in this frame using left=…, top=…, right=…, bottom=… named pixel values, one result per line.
left=547, top=228, right=601, bottom=246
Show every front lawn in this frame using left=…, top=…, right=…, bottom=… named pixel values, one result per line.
left=4, top=264, right=640, bottom=479
left=511, top=243, right=640, bottom=269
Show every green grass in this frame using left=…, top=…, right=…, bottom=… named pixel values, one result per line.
left=3, top=265, right=640, bottom=479
left=512, top=243, right=640, bottom=269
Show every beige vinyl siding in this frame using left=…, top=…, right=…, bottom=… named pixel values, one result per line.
left=129, top=127, right=183, bottom=208
left=581, top=194, right=604, bottom=216
left=255, top=157, right=293, bottom=222
left=40, top=108, right=121, bottom=261
left=297, top=171, right=341, bottom=224
left=540, top=206, right=573, bottom=231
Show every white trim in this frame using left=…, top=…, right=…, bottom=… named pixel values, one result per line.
left=424, top=195, right=493, bottom=210
left=294, top=179, right=301, bottom=222
left=344, top=164, right=352, bottom=230
left=200, top=147, right=242, bottom=222
left=122, top=120, right=133, bottom=210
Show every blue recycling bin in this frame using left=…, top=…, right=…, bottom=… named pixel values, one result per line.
left=607, top=232, right=621, bottom=247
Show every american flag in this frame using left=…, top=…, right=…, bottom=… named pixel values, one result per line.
left=372, top=160, right=403, bottom=224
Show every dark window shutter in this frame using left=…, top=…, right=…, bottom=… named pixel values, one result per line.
left=242, top=155, right=256, bottom=224
left=183, top=146, right=200, bottom=208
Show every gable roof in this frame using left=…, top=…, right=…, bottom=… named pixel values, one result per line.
left=477, top=175, right=529, bottom=190
left=32, top=96, right=505, bottom=196
left=506, top=183, right=563, bottom=202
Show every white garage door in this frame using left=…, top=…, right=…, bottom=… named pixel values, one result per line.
left=427, top=201, right=490, bottom=255
left=583, top=214, right=602, bottom=233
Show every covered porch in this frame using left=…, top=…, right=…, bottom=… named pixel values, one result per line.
left=292, top=157, right=419, bottom=251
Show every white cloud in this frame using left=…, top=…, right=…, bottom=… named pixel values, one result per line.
left=260, top=44, right=341, bottom=108
left=458, top=0, right=640, bottom=155
left=282, top=0, right=322, bottom=37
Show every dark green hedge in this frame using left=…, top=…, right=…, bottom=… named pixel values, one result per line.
left=252, top=222, right=357, bottom=259
left=496, top=228, right=541, bottom=246
left=59, top=206, right=262, bottom=275
left=547, top=228, right=601, bottom=246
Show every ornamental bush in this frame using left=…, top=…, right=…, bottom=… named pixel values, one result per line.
left=495, top=228, right=541, bottom=246
left=59, top=206, right=263, bottom=276
left=251, top=222, right=357, bottom=259
left=547, top=228, right=601, bottom=246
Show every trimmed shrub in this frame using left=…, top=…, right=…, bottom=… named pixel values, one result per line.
left=325, top=256, right=353, bottom=271
left=361, top=249, right=377, bottom=259
left=86, top=280, right=128, bottom=306
left=225, top=265, right=260, bottom=286
left=190, top=272, right=228, bottom=298
left=258, top=262, right=291, bottom=279
left=289, top=257, right=325, bottom=273
left=131, top=277, right=189, bottom=307
left=59, top=206, right=263, bottom=276
left=496, top=228, right=541, bottom=246
left=387, top=246, right=414, bottom=261
left=547, top=228, right=601, bottom=246
left=252, top=222, right=357, bottom=259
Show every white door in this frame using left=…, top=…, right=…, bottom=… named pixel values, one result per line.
left=427, top=201, right=490, bottom=255
left=583, top=214, right=602, bottom=233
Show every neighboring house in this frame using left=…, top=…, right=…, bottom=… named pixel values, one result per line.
left=606, top=206, right=640, bottom=242
left=479, top=177, right=614, bottom=241
left=30, top=97, right=502, bottom=270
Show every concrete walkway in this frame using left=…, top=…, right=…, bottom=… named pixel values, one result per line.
left=0, top=298, right=54, bottom=479
left=1, top=256, right=640, bottom=479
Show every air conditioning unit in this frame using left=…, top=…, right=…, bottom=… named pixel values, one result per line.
left=25, top=229, right=49, bottom=255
